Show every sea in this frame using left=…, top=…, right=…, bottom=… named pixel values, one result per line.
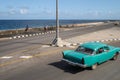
left=0, top=20, right=108, bottom=30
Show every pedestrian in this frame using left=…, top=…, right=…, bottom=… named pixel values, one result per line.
left=25, top=25, right=29, bottom=32
left=44, top=26, right=47, bottom=32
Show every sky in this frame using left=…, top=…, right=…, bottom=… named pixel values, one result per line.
left=0, top=0, right=120, bottom=20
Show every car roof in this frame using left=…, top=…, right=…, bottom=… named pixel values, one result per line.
left=81, top=42, right=107, bottom=51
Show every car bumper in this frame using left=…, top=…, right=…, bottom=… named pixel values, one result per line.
left=62, top=59, right=87, bottom=68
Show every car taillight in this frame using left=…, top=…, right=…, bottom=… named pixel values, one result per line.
left=81, top=58, right=84, bottom=64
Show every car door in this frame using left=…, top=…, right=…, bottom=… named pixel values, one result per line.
left=103, top=46, right=114, bottom=60
left=94, top=47, right=108, bottom=64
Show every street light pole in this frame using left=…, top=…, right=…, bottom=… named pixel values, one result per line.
left=52, top=0, right=62, bottom=46
left=56, top=0, right=59, bottom=39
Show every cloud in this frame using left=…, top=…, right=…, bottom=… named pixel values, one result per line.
left=6, top=6, right=29, bottom=15
left=9, top=8, right=16, bottom=14
left=20, top=8, right=29, bottom=14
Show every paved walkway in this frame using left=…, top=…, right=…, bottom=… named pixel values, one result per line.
left=65, top=27, right=120, bottom=44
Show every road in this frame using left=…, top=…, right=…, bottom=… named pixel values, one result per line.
left=0, top=23, right=120, bottom=80
left=0, top=23, right=114, bottom=56
left=0, top=41, right=120, bottom=80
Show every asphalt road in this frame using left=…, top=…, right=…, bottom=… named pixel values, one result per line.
left=0, top=23, right=114, bottom=56
left=0, top=23, right=120, bottom=80
left=0, top=41, right=120, bottom=80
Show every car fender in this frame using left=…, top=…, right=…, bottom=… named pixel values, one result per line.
left=84, top=55, right=98, bottom=67
left=109, top=48, right=120, bottom=55
left=62, top=50, right=74, bottom=56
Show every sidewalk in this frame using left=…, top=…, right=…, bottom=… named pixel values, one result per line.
left=64, top=27, right=120, bottom=44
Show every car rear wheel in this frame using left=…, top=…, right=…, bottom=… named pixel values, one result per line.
left=112, top=53, right=119, bottom=60
left=91, top=64, right=97, bottom=70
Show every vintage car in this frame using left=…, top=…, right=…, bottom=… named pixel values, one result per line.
left=62, top=42, right=120, bottom=70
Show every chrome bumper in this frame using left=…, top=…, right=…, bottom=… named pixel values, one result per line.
left=62, top=59, right=86, bottom=68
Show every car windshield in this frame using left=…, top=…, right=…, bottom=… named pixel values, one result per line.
left=76, top=46, right=94, bottom=54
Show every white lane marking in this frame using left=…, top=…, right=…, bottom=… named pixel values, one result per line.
left=0, top=56, right=13, bottom=59
left=19, top=56, right=33, bottom=59
left=42, top=45, right=50, bottom=48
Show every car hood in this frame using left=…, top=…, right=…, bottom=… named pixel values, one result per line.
left=63, top=50, right=87, bottom=63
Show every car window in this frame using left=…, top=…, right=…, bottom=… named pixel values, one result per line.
left=104, top=46, right=110, bottom=51
left=76, top=46, right=94, bottom=54
left=96, top=46, right=110, bottom=54
left=96, top=48, right=104, bottom=54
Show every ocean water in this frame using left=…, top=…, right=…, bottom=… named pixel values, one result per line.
left=0, top=20, right=107, bottom=30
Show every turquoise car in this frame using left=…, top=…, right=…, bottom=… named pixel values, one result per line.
left=62, top=42, right=120, bottom=70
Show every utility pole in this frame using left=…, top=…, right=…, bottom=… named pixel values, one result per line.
left=52, top=0, right=63, bottom=46
left=56, top=0, right=59, bottom=39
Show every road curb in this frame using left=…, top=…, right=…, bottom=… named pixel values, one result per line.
left=62, top=38, right=120, bottom=47
left=9, top=31, right=56, bottom=39
left=5, top=31, right=120, bottom=48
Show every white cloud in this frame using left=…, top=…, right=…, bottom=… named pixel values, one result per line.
left=9, top=8, right=16, bottom=14
left=20, top=8, right=29, bottom=14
